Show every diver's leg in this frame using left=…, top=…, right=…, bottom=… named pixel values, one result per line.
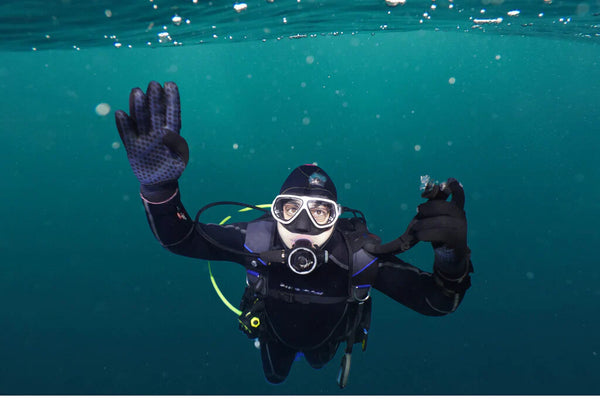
left=260, top=339, right=297, bottom=384
left=304, top=340, right=340, bottom=369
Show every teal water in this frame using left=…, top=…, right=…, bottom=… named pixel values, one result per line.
left=1, top=0, right=600, bottom=395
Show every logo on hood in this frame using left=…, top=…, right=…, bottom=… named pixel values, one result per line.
left=308, top=172, right=327, bottom=188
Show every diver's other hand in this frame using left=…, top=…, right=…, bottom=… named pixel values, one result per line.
left=115, top=81, right=189, bottom=193
left=411, top=178, right=468, bottom=257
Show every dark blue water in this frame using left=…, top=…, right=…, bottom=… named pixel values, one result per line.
left=1, top=0, right=599, bottom=395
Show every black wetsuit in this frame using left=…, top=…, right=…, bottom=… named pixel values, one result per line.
left=141, top=188, right=472, bottom=383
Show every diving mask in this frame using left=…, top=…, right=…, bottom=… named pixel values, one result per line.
left=271, top=195, right=341, bottom=229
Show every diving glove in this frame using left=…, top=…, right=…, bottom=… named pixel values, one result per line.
left=115, top=81, right=189, bottom=201
left=411, top=177, right=468, bottom=259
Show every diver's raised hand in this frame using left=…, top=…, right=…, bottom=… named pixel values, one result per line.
left=115, top=81, right=189, bottom=194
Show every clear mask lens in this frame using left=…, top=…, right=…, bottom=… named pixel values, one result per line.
left=272, top=195, right=339, bottom=228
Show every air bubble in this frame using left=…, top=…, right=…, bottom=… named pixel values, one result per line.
left=385, top=0, right=406, bottom=6
left=234, top=3, right=248, bottom=12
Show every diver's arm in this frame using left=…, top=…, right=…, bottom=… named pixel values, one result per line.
left=372, top=177, right=473, bottom=315
left=115, top=81, right=247, bottom=263
left=140, top=182, right=247, bottom=261
left=374, top=252, right=472, bottom=316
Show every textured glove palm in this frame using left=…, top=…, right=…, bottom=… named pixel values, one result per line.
left=115, top=81, right=189, bottom=189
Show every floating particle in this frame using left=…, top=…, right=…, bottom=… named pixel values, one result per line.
left=385, top=0, right=406, bottom=6
left=344, top=183, right=351, bottom=190
left=507, top=10, right=520, bottom=16
left=306, top=55, right=315, bottom=64
left=172, top=14, right=182, bottom=25
left=495, top=54, right=501, bottom=60
left=448, top=77, right=456, bottom=84
left=112, top=142, right=121, bottom=150
left=283, top=17, right=288, bottom=23
left=576, top=3, right=590, bottom=16
left=302, top=117, right=311, bottom=125
left=234, top=3, right=247, bottom=12
left=95, top=103, right=111, bottom=116
left=233, top=143, right=239, bottom=150
left=526, top=272, right=535, bottom=279
left=114, top=42, right=122, bottom=48
left=105, top=9, right=112, bottom=17
left=414, top=144, right=421, bottom=151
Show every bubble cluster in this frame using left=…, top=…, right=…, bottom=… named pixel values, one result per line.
left=158, top=31, right=172, bottom=44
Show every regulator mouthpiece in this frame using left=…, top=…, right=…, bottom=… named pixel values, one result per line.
left=287, top=239, right=327, bottom=275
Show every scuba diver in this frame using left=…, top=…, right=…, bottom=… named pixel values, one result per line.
left=115, top=81, right=473, bottom=388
